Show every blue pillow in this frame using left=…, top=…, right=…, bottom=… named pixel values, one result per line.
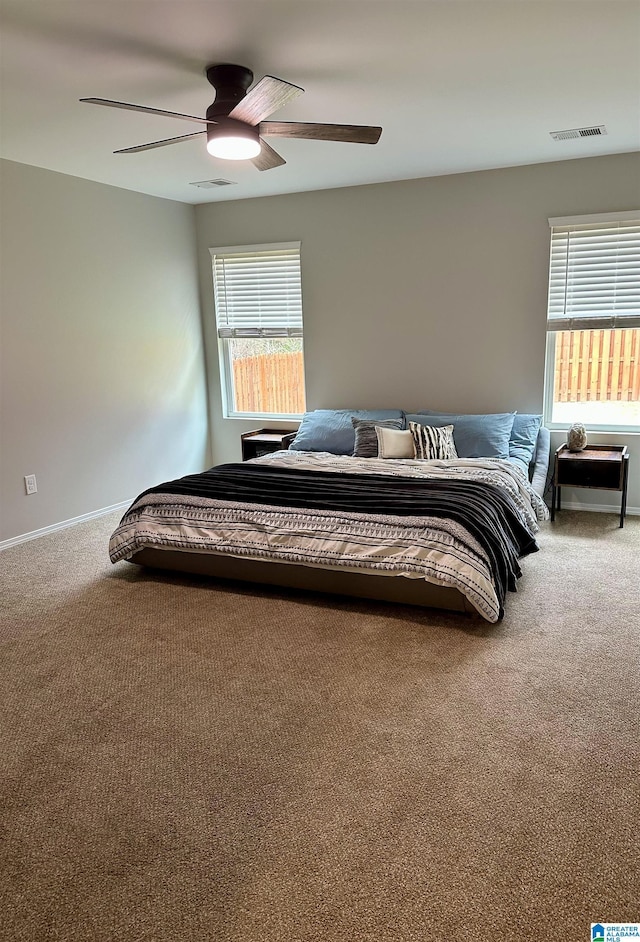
left=290, top=409, right=406, bottom=455
left=510, top=414, right=542, bottom=469
left=407, top=412, right=515, bottom=459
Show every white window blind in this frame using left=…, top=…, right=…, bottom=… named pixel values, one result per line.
left=212, top=243, right=302, bottom=338
left=547, top=214, right=640, bottom=331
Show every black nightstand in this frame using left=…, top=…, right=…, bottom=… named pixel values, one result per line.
left=551, top=444, right=630, bottom=528
left=241, top=428, right=297, bottom=461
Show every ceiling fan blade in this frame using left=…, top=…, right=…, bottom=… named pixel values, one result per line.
left=80, top=98, right=216, bottom=126
left=260, top=121, right=382, bottom=144
left=251, top=139, right=286, bottom=171
left=228, top=76, right=304, bottom=126
left=114, top=131, right=205, bottom=154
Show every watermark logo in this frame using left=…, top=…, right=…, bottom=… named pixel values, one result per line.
left=591, top=925, right=640, bottom=941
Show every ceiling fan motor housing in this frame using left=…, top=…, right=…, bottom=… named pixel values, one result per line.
left=205, top=64, right=254, bottom=119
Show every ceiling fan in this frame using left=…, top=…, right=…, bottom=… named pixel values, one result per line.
left=80, top=63, right=382, bottom=171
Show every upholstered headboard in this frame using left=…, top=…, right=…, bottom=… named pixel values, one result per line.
left=530, top=425, right=551, bottom=497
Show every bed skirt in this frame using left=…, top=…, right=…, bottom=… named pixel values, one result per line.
left=129, top=549, right=479, bottom=616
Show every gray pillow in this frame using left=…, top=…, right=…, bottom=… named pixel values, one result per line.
left=290, top=409, right=405, bottom=454
left=510, top=413, right=542, bottom=468
left=352, top=416, right=403, bottom=457
left=407, top=411, right=515, bottom=459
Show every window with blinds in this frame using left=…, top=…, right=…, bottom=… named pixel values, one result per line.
left=213, top=244, right=303, bottom=338
left=210, top=243, right=306, bottom=419
left=547, top=215, right=640, bottom=331
left=544, top=212, right=640, bottom=432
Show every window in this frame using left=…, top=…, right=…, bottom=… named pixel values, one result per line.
left=544, top=211, right=640, bottom=432
left=211, top=242, right=305, bottom=419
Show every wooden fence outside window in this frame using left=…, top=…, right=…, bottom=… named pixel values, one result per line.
left=232, top=350, right=306, bottom=415
left=232, top=329, right=640, bottom=413
left=553, top=328, right=640, bottom=403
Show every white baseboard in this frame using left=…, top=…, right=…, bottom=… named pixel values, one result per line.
left=0, top=499, right=133, bottom=551
left=553, top=499, right=638, bottom=516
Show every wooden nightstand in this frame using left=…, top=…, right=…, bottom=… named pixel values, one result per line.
left=241, top=428, right=297, bottom=461
left=551, top=444, right=630, bottom=528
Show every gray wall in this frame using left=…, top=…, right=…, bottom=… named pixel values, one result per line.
left=0, top=159, right=208, bottom=543
left=195, top=152, right=640, bottom=513
left=2, top=152, right=637, bottom=545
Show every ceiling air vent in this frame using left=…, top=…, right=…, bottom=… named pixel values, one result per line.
left=550, top=125, right=607, bottom=141
left=189, top=178, right=237, bottom=188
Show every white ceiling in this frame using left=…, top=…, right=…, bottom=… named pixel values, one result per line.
left=1, top=0, right=639, bottom=205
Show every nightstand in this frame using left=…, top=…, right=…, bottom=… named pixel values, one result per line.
left=551, top=444, right=630, bottom=528
left=241, top=428, right=297, bottom=461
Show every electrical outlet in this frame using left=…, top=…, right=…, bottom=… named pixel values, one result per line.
left=24, top=474, right=37, bottom=495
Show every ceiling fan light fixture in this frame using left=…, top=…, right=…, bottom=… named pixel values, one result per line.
left=206, top=118, right=261, bottom=160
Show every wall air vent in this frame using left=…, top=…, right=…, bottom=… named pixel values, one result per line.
left=550, top=125, right=607, bottom=141
left=189, top=179, right=237, bottom=188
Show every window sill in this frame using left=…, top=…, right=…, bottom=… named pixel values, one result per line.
left=546, top=424, right=640, bottom=436
left=224, top=413, right=303, bottom=422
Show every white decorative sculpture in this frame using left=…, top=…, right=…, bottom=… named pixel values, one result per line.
left=568, top=422, right=588, bottom=452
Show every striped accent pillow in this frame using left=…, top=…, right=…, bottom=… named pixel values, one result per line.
left=409, top=422, right=458, bottom=460
left=352, top=416, right=403, bottom=457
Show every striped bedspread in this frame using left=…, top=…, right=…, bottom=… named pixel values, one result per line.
left=109, top=452, right=547, bottom=623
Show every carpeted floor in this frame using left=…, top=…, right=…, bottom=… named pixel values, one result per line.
left=1, top=509, right=638, bottom=941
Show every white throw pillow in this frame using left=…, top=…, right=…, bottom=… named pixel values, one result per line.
left=375, top=426, right=416, bottom=459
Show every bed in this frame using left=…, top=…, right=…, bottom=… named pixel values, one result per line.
left=109, top=414, right=550, bottom=623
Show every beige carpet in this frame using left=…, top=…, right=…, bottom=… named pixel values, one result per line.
left=1, top=509, right=638, bottom=941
